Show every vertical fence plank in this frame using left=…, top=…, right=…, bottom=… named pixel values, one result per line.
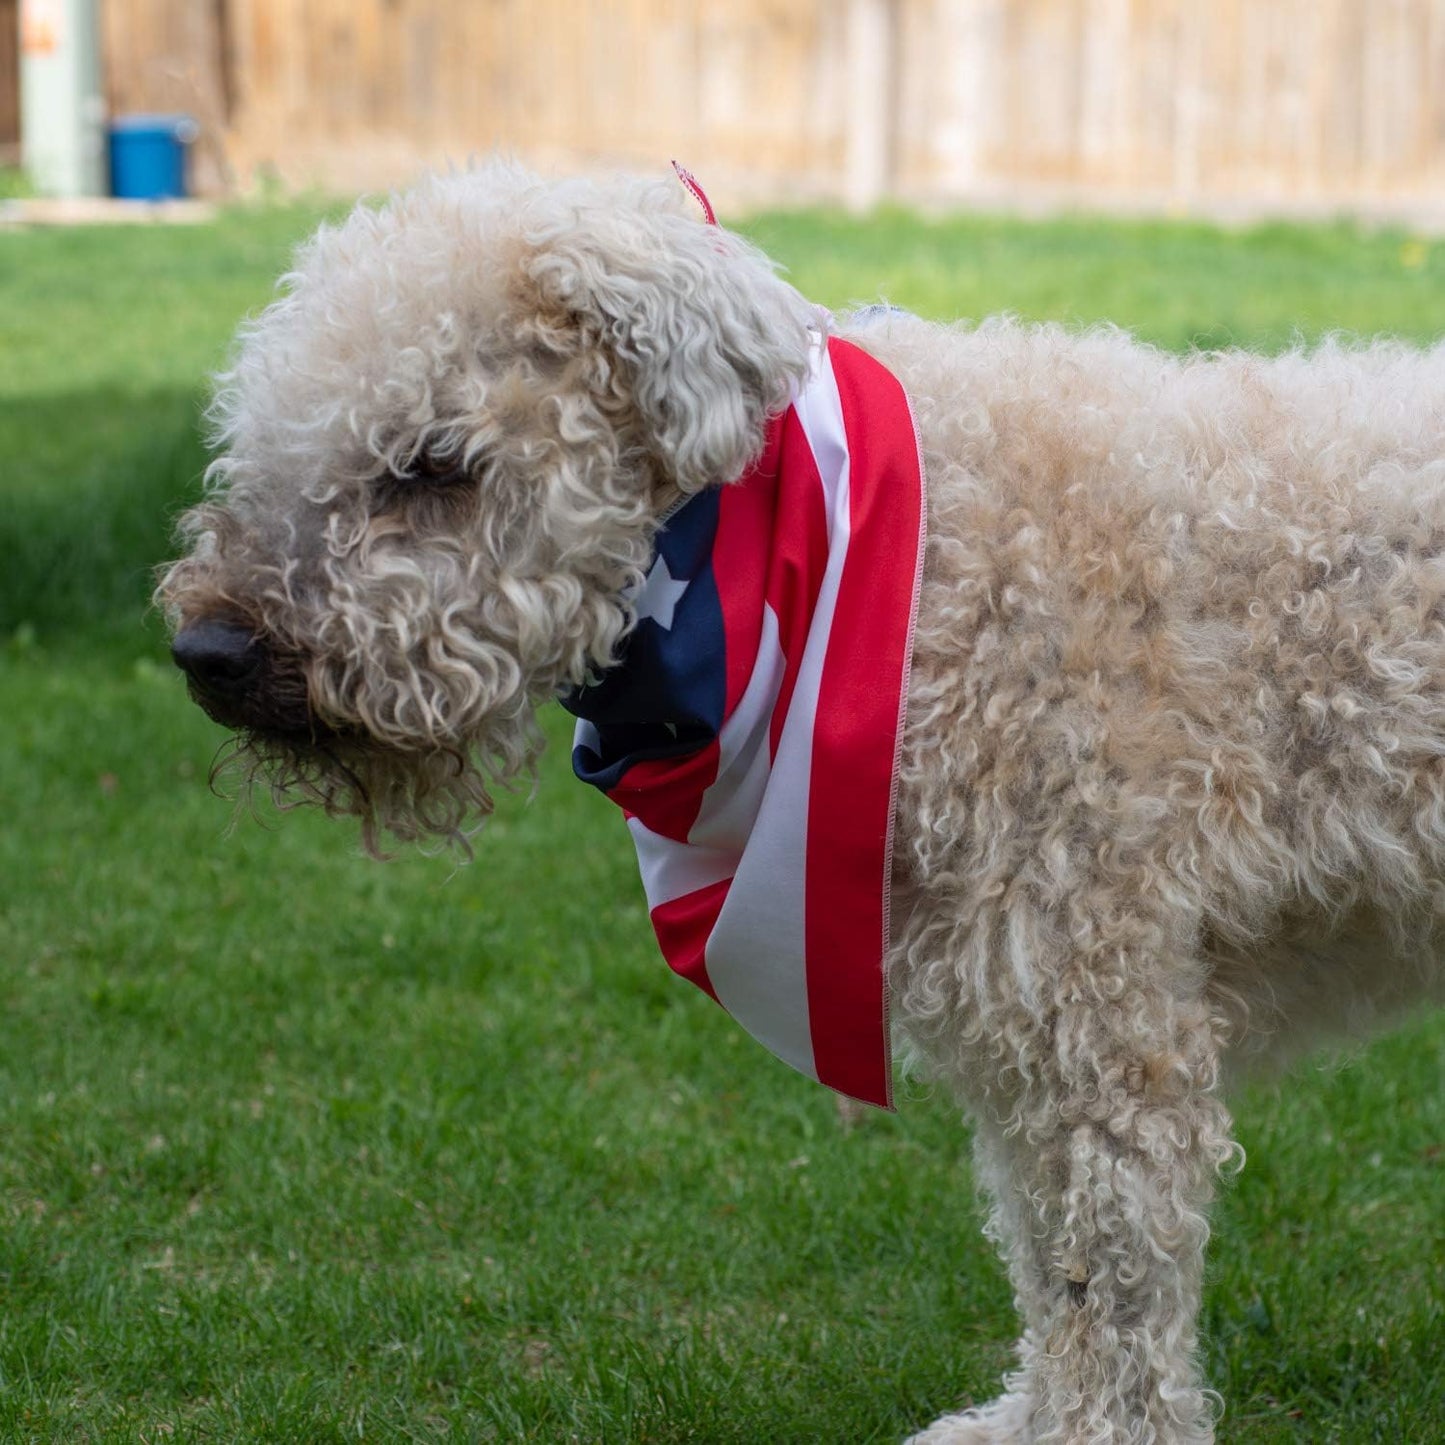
left=0, top=0, right=18, bottom=157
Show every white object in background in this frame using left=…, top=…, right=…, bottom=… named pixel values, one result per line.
left=20, top=0, right=105, bottom=197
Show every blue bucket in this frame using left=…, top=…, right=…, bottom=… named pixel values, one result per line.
left=108, top=115, right=199, bottom=201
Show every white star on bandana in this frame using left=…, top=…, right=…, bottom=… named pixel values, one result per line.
left=631, top=553, right=690, bottom=631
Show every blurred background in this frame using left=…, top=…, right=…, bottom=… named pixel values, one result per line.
left=5, top=0, right=1445, bottom=225
left=2, top=6, right=1443, bottom=1441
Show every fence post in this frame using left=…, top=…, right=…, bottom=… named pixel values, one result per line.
left=844, top=0, right=894, bottom=212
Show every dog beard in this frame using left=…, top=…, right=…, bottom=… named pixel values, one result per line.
left=208, top=716, right=536, bottom=858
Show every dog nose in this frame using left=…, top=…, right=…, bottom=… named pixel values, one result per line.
left=171, top=620, right=263, bottom=694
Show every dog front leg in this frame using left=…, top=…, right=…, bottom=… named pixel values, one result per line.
left=905, top=1118, right=1051, bottom=1444
left=908, top=930, right=1239, bottom=1445
left=1029, top=980, right=1235, bottom=1445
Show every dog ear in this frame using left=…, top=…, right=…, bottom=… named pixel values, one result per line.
left=520, top=182, right=816, bottom=493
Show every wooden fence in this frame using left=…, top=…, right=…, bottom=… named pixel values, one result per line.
left=0, top=0, right=18, bottom=162
left=95, top=0, right=1445, bottom=218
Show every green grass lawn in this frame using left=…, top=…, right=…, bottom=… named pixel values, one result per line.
left=1, top=197, right=1442, bottom=1443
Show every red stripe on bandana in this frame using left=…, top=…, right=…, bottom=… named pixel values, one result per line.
left=649, top=878, right=730, bottom=1003
left=761, top=421, right=832, bottom=760
left=803, top=349, right=924, bottom=1109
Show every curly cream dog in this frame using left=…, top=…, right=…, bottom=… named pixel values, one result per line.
left=160, top=162, right=1445, bottom=1444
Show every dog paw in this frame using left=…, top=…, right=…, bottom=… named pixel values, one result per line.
left=903, top=1390, right=1034, bottom=1444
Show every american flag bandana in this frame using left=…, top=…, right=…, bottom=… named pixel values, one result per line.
left=562, top=334, right=926, bottom=1108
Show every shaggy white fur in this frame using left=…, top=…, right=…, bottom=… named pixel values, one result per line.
left=159, top=161, right=1445, bottom=1444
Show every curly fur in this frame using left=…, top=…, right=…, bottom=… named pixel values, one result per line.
left=159, top=161, right=1445, bottom=1442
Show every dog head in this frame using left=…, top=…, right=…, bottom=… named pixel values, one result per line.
left=158, top=161, right=817, bottom=850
